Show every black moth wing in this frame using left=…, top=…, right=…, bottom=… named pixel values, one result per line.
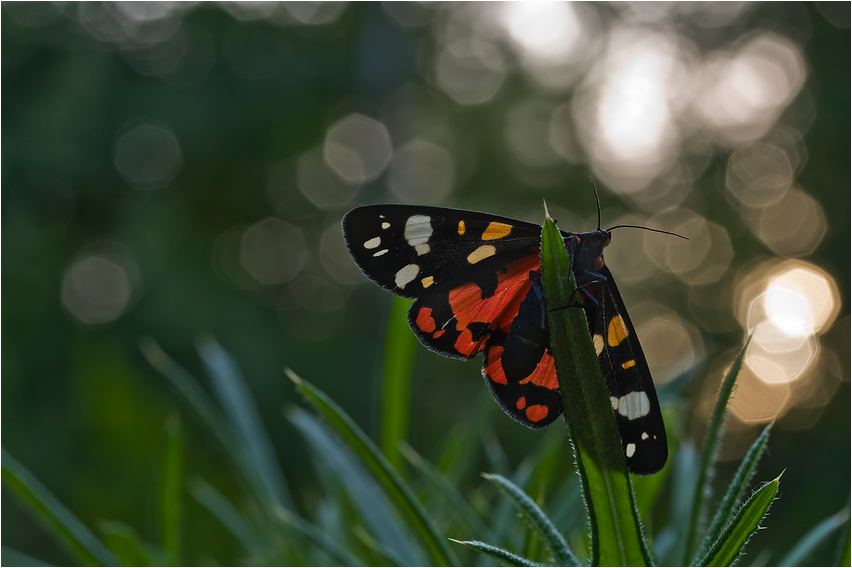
left=593, top=265, right=668, bottom=475
left=341, top=204, right=545, bottom=299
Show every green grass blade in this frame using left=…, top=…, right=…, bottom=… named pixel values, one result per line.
left=400, top=442, right=494, bottom=541
left=288, top=405, right=423, bottom=565
left=695, top=422, right=773, bottom=562
left=1, top=546, right=52, bottom=567
left=435, top=394, right=493, bottom=483
left=1, top=449, right=118, bottom=566
left=142, top=338, right=284, bottom=518
left=484, top=473, right=579, bottom=567
left=698, top=474, right=781, bottom=567
left=101, top=521, right=157, bottom=566
left=197, top=335, right=292, bottom=508
left=160, top=416, right=183, bottom=566
left=188, top=478, right=262, bottom=549
left=449, top=539, right=538, bottom=567
left=287, top=369, right=458, bottom=566
left=539, top=209, right=650, bottom=567
left=779, top=506, right=850, bottom=566
left=381, top=296, right=417, bottom=475
left=835, top=500, right=851, bottom=567
left=684, top=338, right=752, bottom=563
left=274, top=507, right=365, bottom=567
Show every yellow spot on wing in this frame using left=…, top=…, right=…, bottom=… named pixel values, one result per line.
left=458, top=220, right=466, bottom=235
left=421, top=276, right=434, bottom=288
left=482, top=222, right=512, bottom=240
left=608, top=315, right=629, bottom=347
left=467, top=245, right=496, bottom=264
left=622, top=360, right=636, bottom=369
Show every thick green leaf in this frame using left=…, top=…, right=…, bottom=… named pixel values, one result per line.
left=287, top=370, right=458, bottom=566
left=684, top=339, right=752, bottom=563
left=197, top=336, right=292, bottom=508
left=539, top=210, right=650, bottom=567
left=779, top=506, right=850, bottom=566
left=699, top=474, right=781, bottom=567
left=449, top=539, right=538, bottom=567
left=288, top=405, right=423, bottom=565
left=1, top=449, right=118, bottom=566
left=400, top=442, right=493, bottom=542
left=160, top=416, right=183, bottom=566
left=381, top=296, right=417, bottom=475
left=101, top=521, right=157, bottom=567
left=485, top=473, right=579, bottom=567
left=695, top=422, right=772, bottom=562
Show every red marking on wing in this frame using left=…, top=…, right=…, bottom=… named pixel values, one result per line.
left=516, top=396, right=526, bottom=410
left=525, top=405, right=549, bottom=423
left=447, top=255, right=541, bottom=357
left=518, top=352, right=559, bottom=390
left=433, top=329, right=445, bottom=338
left=416, top=307, right=436, bottom=333
left=483, top=345, right=507, bottom=384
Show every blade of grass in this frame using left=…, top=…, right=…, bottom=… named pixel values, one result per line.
left=632, top=404, right=681, bottom=528
left=778, top=506, right=850, bottom=567
left=288, top=405, right=423, bottom=565
left=381, top=296, right=417, bottom=475
left=400, top=442, right=494, bottom=542
left=435, top=393, right=493, bottom=483
left=540, top=208, right=650, bottom=567
left=698, top=473, right=781, bottom=567
left=449, top=539, right=538, bottom=567
left=287, top=369, right=457, bottom=566
left=273, top=507, right=365, bottom=567
left=1, top=449, right=118, bottom=566
left=197, top=335, right=292, bottom=509
left=1, top=546, right=51, bottom=567
left=684, top=338, right=753, bottom=563
left=189, top=478, right=262, bottom=550
left=484, top=473, right=579, bottom=567
left=695, top=422, right=773, bottom=562
left=140, top=339, right=261, bottom=503
left=101, top=521, right=157, bottom=566
left=160, top=416, right=183, bottom=566
left=835, top=498, right=851, bottom=567
left=661, top=443, right=700, bottom=565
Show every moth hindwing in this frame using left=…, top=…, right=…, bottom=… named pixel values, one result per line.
left=342, top=204, right=667, bottom=475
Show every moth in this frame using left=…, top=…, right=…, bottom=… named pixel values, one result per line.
left=342, top=199, right=679, bottom=474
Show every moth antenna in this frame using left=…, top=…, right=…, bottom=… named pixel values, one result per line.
left=590, top=176, right=602, bottom=230
left=606, top=224, right=689, bottom=240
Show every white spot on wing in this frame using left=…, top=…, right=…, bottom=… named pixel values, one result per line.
left=364, top=237, right=381, bottom=249
left=404, top=215, right=432, bottom=253
left=610, top=396, right=619, bottom=410
left=395, top=264, right=420, bottom=288
left=616, top=391, right=651, bottom=420
left=415, top=243, right=430, bottom=255
left=381, top=222, right=390, bottom=229
left=373, top=249, right=389, bottom=257
left=641, top=432, right=649, bottom=440
left=626, top=443, right=636, bottom=458
left=594, top=334, right=604, bottom=356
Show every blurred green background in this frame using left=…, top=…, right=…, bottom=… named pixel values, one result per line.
left=2, top=2, right=849, bottom=565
